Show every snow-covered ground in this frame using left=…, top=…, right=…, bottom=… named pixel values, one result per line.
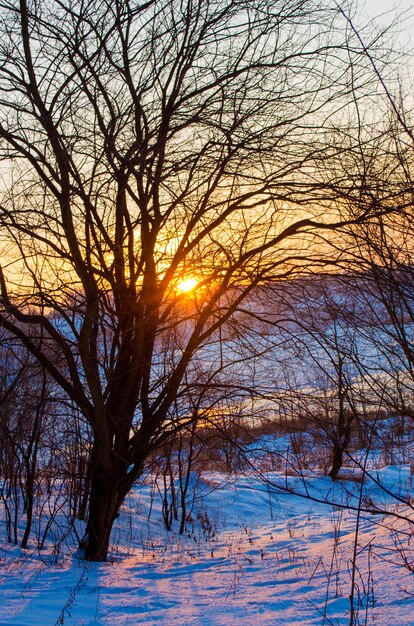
left=1, top=456, right=413, bottom=626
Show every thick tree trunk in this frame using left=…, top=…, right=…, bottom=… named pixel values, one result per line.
left=81, top=468, right=123, bottom=562
left=79, top=434, right=147, bottom=561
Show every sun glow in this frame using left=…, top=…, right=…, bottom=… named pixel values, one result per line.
left=177, top=277, right=199, bottom=293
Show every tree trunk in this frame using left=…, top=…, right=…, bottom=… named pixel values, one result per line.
left=77, top=453, right=92, bottom=521
left=328, top=439, right=344, bottom=481
left=81, top=468, right=122, bottom=562
left=329, top=415, right=353, bottom=481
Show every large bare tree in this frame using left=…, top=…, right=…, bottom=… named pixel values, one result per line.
left=0, top=0, right=395, bottom=560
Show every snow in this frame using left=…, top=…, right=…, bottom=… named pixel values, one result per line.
left=1, top=455, right=414, bottom=625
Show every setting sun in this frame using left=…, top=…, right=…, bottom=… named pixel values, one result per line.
left=177, top=277, right=198, bottom=293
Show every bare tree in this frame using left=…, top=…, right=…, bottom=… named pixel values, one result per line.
left=346, top=214, right=414, bottom=420
left=0, top=333, right=51, bottom=548
left=274, top=277, right=364, bottom=479
left=0, top=0, right=395, bottom=560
